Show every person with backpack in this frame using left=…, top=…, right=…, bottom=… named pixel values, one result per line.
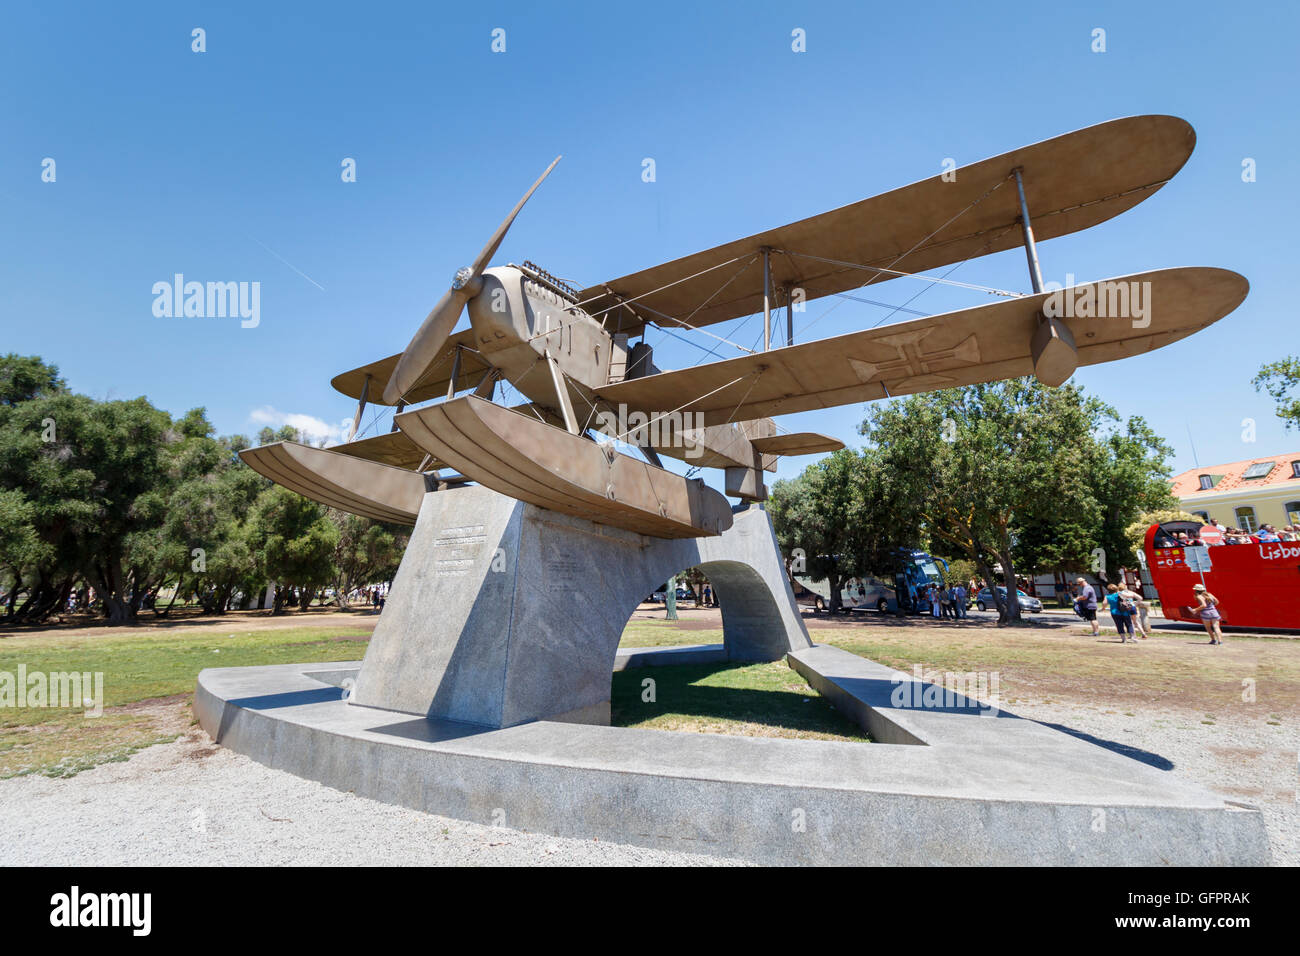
left=1073, top=577, right=1100, bottom=638
left=1104, top=583, right=1138, bottom=643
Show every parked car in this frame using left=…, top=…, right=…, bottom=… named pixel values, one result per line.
left=791, top=575, right=896, bottom=613
left=975, top=587, right=1043, bottom=613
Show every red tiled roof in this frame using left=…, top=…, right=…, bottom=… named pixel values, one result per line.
left=1171, top=453, right=1300, bottom=498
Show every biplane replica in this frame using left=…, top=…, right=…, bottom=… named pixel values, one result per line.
left=241, top=115, right=1248, bottom=539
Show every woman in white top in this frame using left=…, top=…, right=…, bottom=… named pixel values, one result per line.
left=1120, top=585, right=1150, bottom=639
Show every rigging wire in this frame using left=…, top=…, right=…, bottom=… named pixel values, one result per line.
left=786, top=172, right=1016, bottom=340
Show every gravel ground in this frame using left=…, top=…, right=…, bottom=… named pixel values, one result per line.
left=2, top=604, right=1294, bottom=866
left=0, top=703, right=1291, bottom=866
left=1006, top=698, right=1298, bottom=866
left=0, top=729, right=744, bottom=866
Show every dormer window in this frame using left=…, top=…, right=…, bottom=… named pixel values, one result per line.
left=1291, top=460, right=1300, bottom=478
left=1199, top=474, right=1213, bottom=490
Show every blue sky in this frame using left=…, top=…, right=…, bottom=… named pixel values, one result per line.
left=2, top=0, right=1297, bottom=485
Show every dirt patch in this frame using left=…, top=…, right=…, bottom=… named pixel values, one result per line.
left=0, top=607, right=381, bottom=641
left=0, top=695, right=195, bottom=779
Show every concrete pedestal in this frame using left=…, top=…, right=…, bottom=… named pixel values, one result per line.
left=351, top=485, right=811, bottom=728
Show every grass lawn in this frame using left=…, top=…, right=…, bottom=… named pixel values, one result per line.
left=0, top=625, right=369, bottom=779
left=612, top=660, right=868, bottom=742
left=6, top=604, right=1291, bottom=779
left=814, top=622, right=1300, bottom=716
left=617, top=621, right=719, bottom=648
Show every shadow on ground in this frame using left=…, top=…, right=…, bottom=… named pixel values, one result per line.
left=610, top=661, right=869, bottom=741
left=1034, top=720, right=1175, bottom=770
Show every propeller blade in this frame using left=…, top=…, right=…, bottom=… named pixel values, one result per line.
left=383, top=286, right=469, bottom=404
left=470, top=155, right=562, bottom=275
left=382, top=156, right=563, bottom=406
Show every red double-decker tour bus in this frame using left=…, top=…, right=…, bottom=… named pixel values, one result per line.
left=1143, top=520, right=1300, bottom=630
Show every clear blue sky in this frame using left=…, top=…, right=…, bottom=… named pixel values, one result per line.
left=2, top=1, right=1297, bottom=484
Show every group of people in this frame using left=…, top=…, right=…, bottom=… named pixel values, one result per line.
left=922, top=582, right=969, bottom=619
left=1162, top=518, right=1300, bottom=548
left=1219, top=521, right=1297, bottom=544
left=1071, top=577, right=1149, bottom=643
left=1072, top=576, right=1224, bottom=645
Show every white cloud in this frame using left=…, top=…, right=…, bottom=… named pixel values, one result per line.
left=248, top=405, right=350, bottom=446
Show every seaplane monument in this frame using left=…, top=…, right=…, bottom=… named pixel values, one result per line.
left=197, top=116, right=1269, bottom=864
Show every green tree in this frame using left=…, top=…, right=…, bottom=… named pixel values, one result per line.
left=769, top=450, right=862, bottom=613
left=0, top=355, right=357, bottom=624
left=258, top=425, right=301, bottom=446
left=1088, top=415, right=1178, bottom=572
left=861, top=379, right=1130, bottom=623
left=769, top=448, right=919, bottom=613
left=247, top=486, right=339, bottom=614
left=1254, top=357, right=1300, bottom=429
left=328, top=510, right=406, bottom=607
left=157, top=411, right=268, bottom=614
left=0, top=389, right=174, bottom=623
left=0, top=354, right=66, bottom=405
left=1124, top=508, right=1202, bottom=560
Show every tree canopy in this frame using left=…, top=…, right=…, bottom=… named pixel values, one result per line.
left=769, top=447, right=921, bottom=613
left=1254, top=357, right=1300, bottom=430
left=0, top=354, right=407, bottom=624
left=854, top=378, right=1174, bottom=622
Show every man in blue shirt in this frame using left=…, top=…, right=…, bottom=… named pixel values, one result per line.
left=1074, top=577, right=1100, bottom=637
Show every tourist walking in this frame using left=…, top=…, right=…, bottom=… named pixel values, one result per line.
left=1073, top=577, right=1100, bottom=637
left=927, top=585, right=940, bottom=618
left=954, top=582, right=967, bottom=619
left=1192, top=583, right=1224, bottom=644
left=1120, top=583, right=1150, bottom=638
left=1104, top=584, right=1137, bottom=643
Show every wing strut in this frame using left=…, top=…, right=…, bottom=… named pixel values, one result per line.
left=546, top=352, right=580, bottom=435
left=1013, top=167, right=1045, bottom=294
left=346, top=374, right=371, bottom=442
left=1013, top=165, right=1076, bottom=386
left=761, top=247, right=772, bottom=351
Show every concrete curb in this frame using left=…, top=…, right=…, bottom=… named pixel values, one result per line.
left=194, top=646, right=1270, bottom=865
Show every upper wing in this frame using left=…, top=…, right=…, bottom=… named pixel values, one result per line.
left=593, top=268, right=1247, bottom=426
left=576, top=116, right=1195, bottom=335
left=331, top=328, right=489, bottom=406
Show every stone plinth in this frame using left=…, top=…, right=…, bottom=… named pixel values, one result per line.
left=350, top=485, right=810, bottom=728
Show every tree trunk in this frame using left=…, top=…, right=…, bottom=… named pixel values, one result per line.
left=996, top=548, right=1023, bottom=624
left=827, top=570, right=842, bottom=614
left=90, top=557, right=137, bottom=625
left=157, top=577, right=182, bottom=617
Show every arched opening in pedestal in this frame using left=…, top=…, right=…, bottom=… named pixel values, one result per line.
left=609, top=560, right=864, bottom=742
